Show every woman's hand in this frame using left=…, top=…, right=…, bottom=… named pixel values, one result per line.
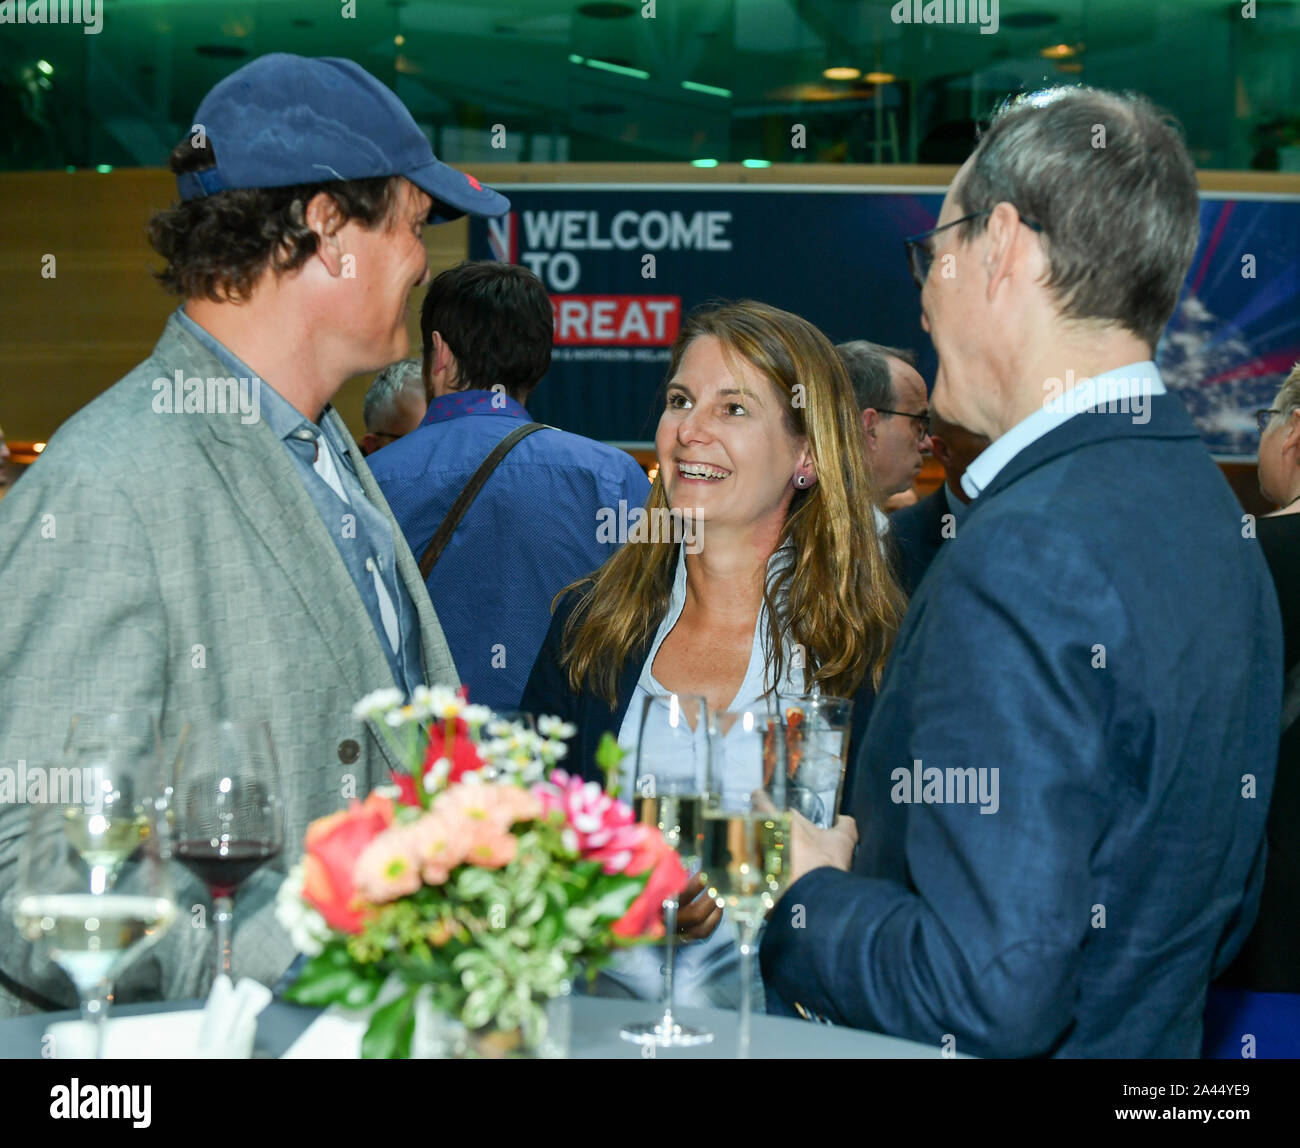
left=674, top=873, right=724, bottom=941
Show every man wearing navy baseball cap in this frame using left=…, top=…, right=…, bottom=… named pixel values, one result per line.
left=0, top=55, right=510, bottom=1015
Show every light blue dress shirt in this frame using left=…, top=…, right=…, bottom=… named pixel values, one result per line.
left=961, top=361, right=1165, bottom=500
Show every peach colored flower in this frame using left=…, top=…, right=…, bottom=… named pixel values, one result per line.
left=464, top=827, right=518, bottom=869
left=434, top=781, right=541, bottom=833
left=353, top=826, right=422, bottom=904
left=409, top=810, right=472, bottom=885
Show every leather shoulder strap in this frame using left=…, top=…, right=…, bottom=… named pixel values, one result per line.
left=418, top=422, right=546, bottom=580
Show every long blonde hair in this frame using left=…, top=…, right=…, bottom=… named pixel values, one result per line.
left=558, top=299, right=905, bottom=707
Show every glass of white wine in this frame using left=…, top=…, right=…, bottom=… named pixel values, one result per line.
left=13, top=712, right=177, bottom=1059
left=618, top=693, right=713, bottom=1047
left=703, top=706, right=791, bottom=1059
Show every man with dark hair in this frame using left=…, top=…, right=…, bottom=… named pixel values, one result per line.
left=888, top=391, right=990, bottom=595
left=837, top=340, right=931, bottom=508
left=0, top=54, right=508, bottom=1015
left=370, top=260, right=649, bottom=711
left=361, top=358, right=426, bottom=456
left=763, top=86, right=1282, bottom=1057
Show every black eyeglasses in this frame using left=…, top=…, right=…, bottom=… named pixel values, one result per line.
left=1257, top=409, right=1283, bottom=434
left=903, top=209, right=1044, bottom=289
left=876, top=408, right=931, bottom=438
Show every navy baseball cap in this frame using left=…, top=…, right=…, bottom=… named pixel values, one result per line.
left=176, top=53, right=509, bottom=223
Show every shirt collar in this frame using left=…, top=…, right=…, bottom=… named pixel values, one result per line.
left=173, top=306, right=322, bottom=444
left=961, top=361, right=1164, bottom=500
left=422, top=389, right=530, bottom=426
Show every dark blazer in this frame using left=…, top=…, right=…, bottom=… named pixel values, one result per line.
left=888, top=485, right=954, bottom=595
left=760, top=393, right=1283, bottom=1058
left=521, top=590, right=876, bottom=800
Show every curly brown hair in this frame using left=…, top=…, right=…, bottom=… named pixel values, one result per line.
left=146, top=135, right=405, bottom=302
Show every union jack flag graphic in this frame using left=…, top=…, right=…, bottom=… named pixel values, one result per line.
left=486, top=212, right=517, bottom=263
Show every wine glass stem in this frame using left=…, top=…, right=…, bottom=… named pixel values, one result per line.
left=214, top=894, right=234, bottom=978
left=660, top=897, right=678, bottom=1033
left=80, top=982, right=111, bottom=1060
left=737, top=920, right=758, bottom=1060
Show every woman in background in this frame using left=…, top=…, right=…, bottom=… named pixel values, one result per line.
left=522, top=299, right=903, bottom=1007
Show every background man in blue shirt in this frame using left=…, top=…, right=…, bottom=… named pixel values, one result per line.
left=372, top=261, right=650, bottom=710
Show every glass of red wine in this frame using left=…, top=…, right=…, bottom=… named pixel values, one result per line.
left=171, top=720, right=283, bottom=987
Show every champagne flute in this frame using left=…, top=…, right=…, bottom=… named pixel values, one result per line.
left=13, top=712, right=176, bottom=1059
left=618, top=693, right=713, bottom=1047
left=171, top=720, right=283, bottom=987
left=703, top=706, right=791, bottom=1059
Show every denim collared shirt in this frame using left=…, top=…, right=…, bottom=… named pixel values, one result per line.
left=174, top=308, right=425, bottom=695
left=961, top=361, right=1165, bottom=500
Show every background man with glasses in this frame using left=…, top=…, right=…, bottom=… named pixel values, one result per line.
left=762, top=86, right=1282, bottom=1057
left=836, top=341, right=931, bottom=533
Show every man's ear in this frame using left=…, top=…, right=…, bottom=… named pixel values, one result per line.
left=861, top=407, right=880, bottom=445
left=359, top=434, right=380, bottom=457
left=305, top=191, right=347, bottom=277
left=983, top=201, right=1026, bottom=300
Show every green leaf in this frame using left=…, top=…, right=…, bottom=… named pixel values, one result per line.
left=361, top=989, right=418, bottom=1060
left=594, top=733, right=627, bottom=792
left=283, top=943, right=384, bottom=1009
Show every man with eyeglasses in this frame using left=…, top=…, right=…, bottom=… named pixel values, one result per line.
left=836, top=341, right=932, bottom=529
left=762, top=86, right=1281, bottom=1058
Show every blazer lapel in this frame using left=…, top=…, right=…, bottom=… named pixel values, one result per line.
left=153, top=320, right=405, bottom=752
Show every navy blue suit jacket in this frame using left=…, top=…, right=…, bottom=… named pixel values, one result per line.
left=521, top=590, right=876, bottom=799
left=760, top=394, right=1283, bottom=1058
left=888, top=486, right=953, bottom=596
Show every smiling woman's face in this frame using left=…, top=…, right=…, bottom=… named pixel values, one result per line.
left=655, top=335, right=805, bottom=532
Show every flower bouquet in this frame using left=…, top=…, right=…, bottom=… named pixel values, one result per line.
left=275, top=686, right=687, bottom=1058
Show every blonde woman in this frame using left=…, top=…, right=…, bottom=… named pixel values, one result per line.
left=522, top=299, right=904, bottom=1007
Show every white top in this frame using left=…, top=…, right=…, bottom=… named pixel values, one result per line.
left=598, top=543, right=806, bottom=1009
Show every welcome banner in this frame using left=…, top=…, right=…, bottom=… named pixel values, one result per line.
left=470, top=185, right=1300, bottom=458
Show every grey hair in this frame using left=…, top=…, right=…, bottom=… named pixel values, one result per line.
left=1274, top=362, right=1300, bottom=420
left=363, top=358, right=423, bottom=432
left=836, top=340, right=917, bottom=412
left=955, top=86, right=1200, bottom=350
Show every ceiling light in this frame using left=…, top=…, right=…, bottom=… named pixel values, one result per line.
left=864, top=72, right=896, bottom=84
left=1040, top=43, right=1082, bottom=60
left=823, top=66, right=860, bottom=81
left=96, top=164, right=112, bottom=173
left=691, top=159, right=719, bottom=167
left=394, top=34, right=405, bottom=46
left=682, top=80, right=731, bottom=98
left=741, top=159, right=771, bottom=168
left=37, top=59, right=53, bottom=76
left=585, top=58, right=650, bottom=80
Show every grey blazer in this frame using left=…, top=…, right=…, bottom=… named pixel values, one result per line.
left=0, top=314, right=459, bottom=1015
